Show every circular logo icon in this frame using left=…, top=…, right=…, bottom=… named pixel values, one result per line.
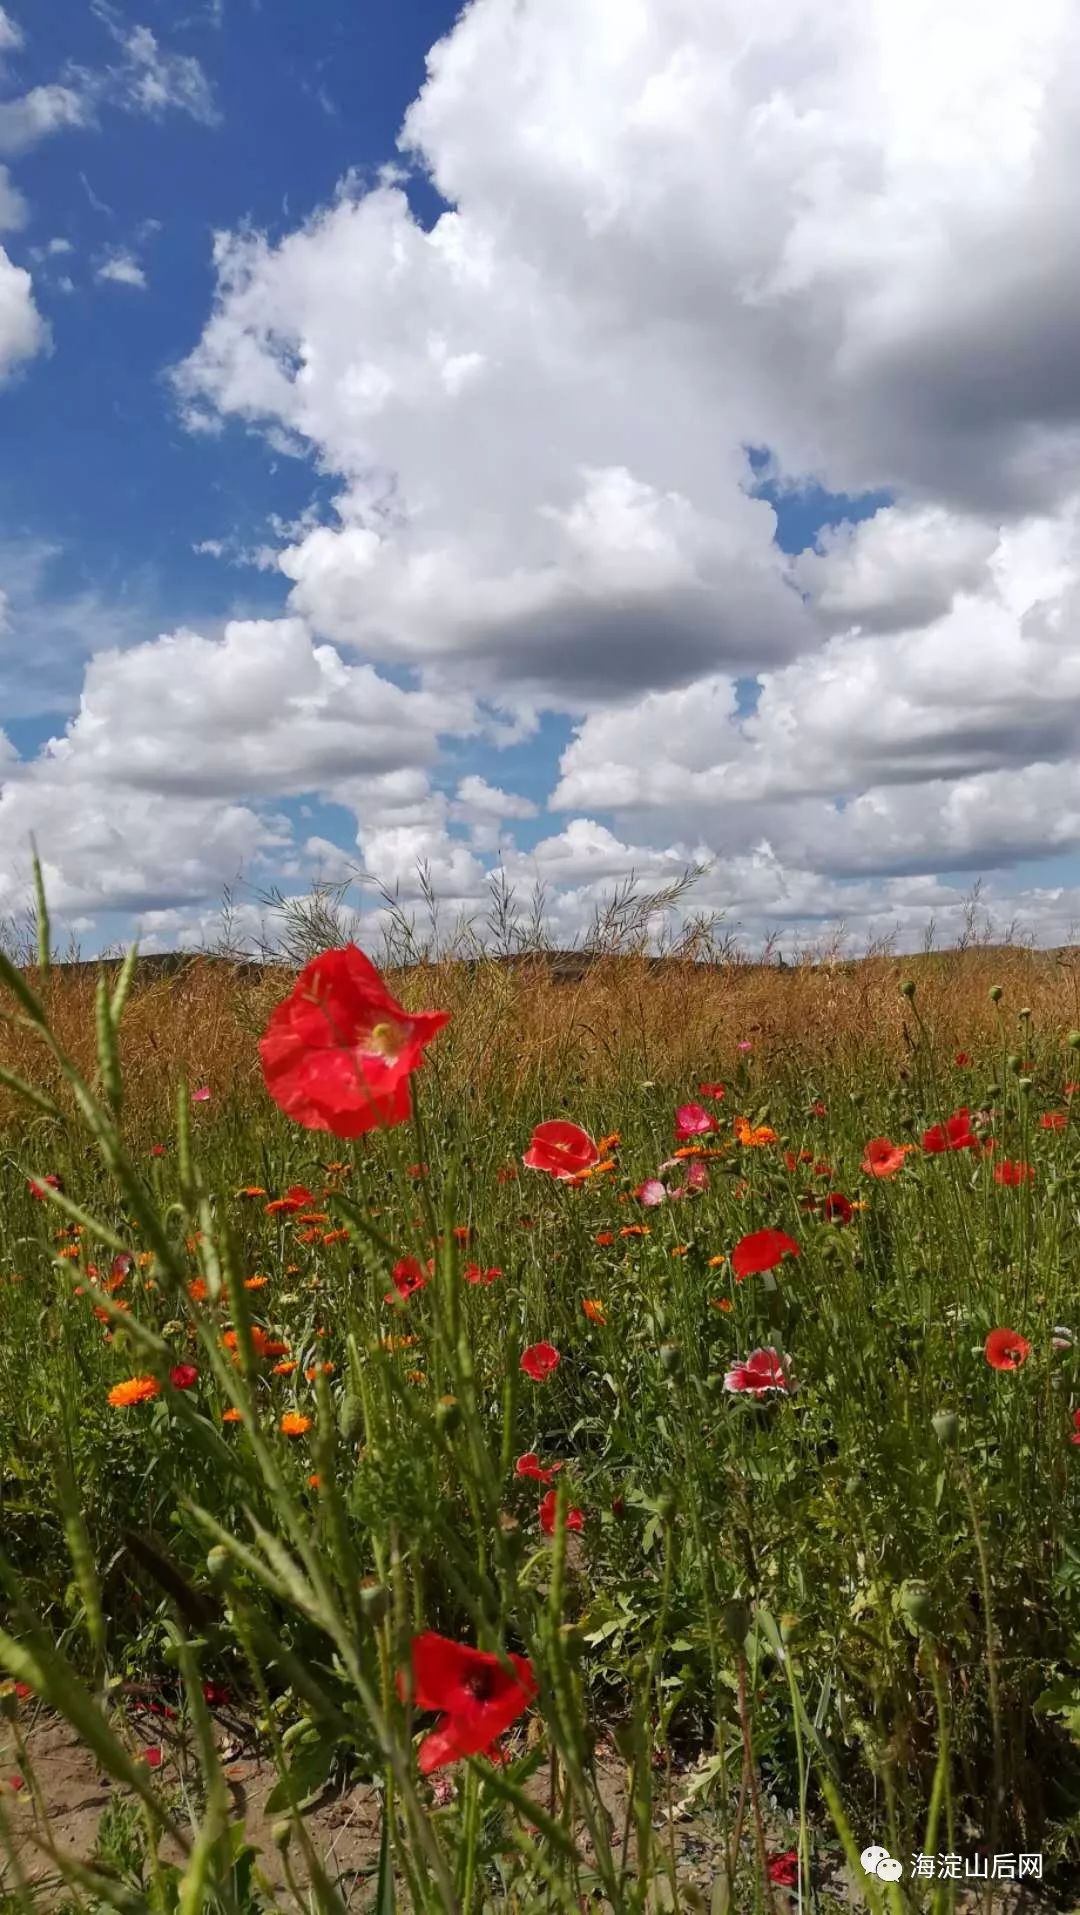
left=860, top=1847, right=891, bottom=1875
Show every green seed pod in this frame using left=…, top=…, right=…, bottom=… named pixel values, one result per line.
left=271, top=1820, right=292, bottom=1853
left=1018, top=1007, right=1032, bottom=1021
left=338, top=1392, right=365, bottom=1444
left=1007, top=1054, right=1022, bottom=1074
left=435, top=1394, right=462, bottom=1435
left=931, top=1410, right=958, bottom=1448
left=659, top=1343, right=683, bottom=1379
left=1068, top=1031, right=1080, bottom=1051
left=656, top=1490, right=678, bottom=1523
left=359, top=1580, right=391, bottom=1626
left=989, top=984, right=1003, bottom=1003
left=779, top=1612, right=804, bottom=1645
left=900, top=979, right=916, bottom=1000
left=897, top=1580, right=934, bottom=1632
left=1018, top=1076, right=1034, bottom=1094
left=205, top=1545, right=233, bottom=1588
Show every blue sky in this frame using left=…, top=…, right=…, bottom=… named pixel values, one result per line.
left=2, top=0, right=1079, bottom=959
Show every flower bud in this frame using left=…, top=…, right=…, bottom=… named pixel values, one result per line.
left=435, top=1394, right=462, bottom=1435
left=896, top=1580, right=934, bottom=1632
left=1007, top=1054, right=1022, bottom=1074
left=338, top=1392, right=365, bottom=1444
left=205, top=1545, right=233, bottom=1588
left=271, top=1820, right=292, bottom=1853
left=1069, top=1032, right=1080, bottom=1051
left=359, top=1579, right=390, bottom=1626
left=656, top=1489, right=678, bottom=1523
left=1018, top=1007, right=1032, bottom=1021
left=659, top=1343, right=683, bottom=1379
left=989, top=985, right=1003, bottom=1003
left=931, top=1410, right=958, bottom=1448
left=900, top=979, right=916, bottom=1000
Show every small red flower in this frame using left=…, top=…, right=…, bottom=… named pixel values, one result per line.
left=520, top=1342, right=560, bottom=1382
left=1070, top=1408, right=1080, bottom=1447
left=674, top=1102, right=717, bottom=1140
left=821, top=1192, right=853, bottom=1223
left=1040, top=1112, right=1068, bottom=1131
left=149, top=1144, right=167, bottom=1157
left=259, top=946, right=450, bottom=1139
left=994, top=1160, right=1034, bottom=1186
left=698, top=1082, right=725, bottom=1099
left=264, top=1185, right=315, bottom=1215
left=985, top=1327, right=1031, bottom=1371
left=811, top=1100, right=826, bottom=1117
left=954, top=1052, right=971, bottom=1068
left=861, top=1137, right=910, bottom=1178
left=385, top=1256, right=431, bottom=1303
left=144, top=1746, right=163, bottom=1770
left=767, top=1850, right=799, bottom=1888
left=730, top=1229, right=800, bottom=1280
left=463, top=1262, right=503, bottom=1285
left=398, top=1633, right=537, bottom=1774
left=168, top=1364, right=199, bottom=1391
left=28, top=1173, right=61, bottom=1200
left=522, top=1121, right=599, bottom=1180
left=539, top=1490, right=583, bottom=1535
left=724, top=1349, right=797, bottom=1395
left=515, top=1453, right=562, bottom=1485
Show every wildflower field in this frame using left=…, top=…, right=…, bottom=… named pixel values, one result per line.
left=3, top=875, right=1080, bottom=1913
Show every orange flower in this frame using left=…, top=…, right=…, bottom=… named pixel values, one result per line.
left=596, top=1132, right=621, bottom=1153
left=295, top=1228, right=322, bottom=1245
left=137, top=1251, right=155, bottom=1269
left=222, top=1407, right=243, bottom=1424
left=670, top=1246, right=689, bottom=1258
left=377, top=1335, right=417, bottom=1352
left=236, top=1186, right=267, bottom=1199
left=305, top=1362, right=336, bottom=1380
left=582, top=1298, right=606, bottom=1325
left=57, top=1245, right=80, bottom=1261
left=734, top=1117, right=777, bottom=1147
left=710, top=1297, right=733, bottom=1313
left=185, top=1234, right=203, bottom=1252
left=188, top=1278, right=209, bottom=1303
left=321, top=1229, right=350, bottom=1245
left=708, top=1254, right=726, bottom=1268
left=244, top=1275, right=269, bottom=1290
left=405, top=1369, right=426, bottom=1385
left=108, top=1376, right=161, bottom=1408
left=223, top=1327, right=289, bottom=1359
left=294, top=1212, right=329, bottom=1226
left=594, top=1231, right=615, bottom=1246
left=281, top=1412, right=312, bottom=1438
left=323, top=1161, right=349, bottom=1175
left=273, top=1360, right=298, bottom=1376
left=619, top=1224, right=650, bottom=1238
left=308, top=1474, right=321, bottom=1490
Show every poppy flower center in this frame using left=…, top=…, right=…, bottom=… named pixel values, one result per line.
left=462, top=1668, right=496, bottom=1703
left=358, top=1018, right=409, bottom=1063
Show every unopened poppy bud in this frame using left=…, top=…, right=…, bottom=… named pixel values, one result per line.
left=1018, top=1007, right=1031, bottom=1021
left=779, top=1612, right=804, bottom=1644
left=435, top=1394, right=462, bottom=1435
left=271, top=1820, right=292, bottom=1853
left=989, top=985, right=1003, bottom=1003
left=1007, top=1054, right=1022, bottom=1074
left=359, top=1580, right=390, bottom=1625
left=0, top=1682, right=20, bottom=1721
left=1018, top=1077, right=1033, bottom=1094
left=656, top=1490, right=678, bottom=1522
left=931, top=1410, right=958, bottom=1448
left=659, top=1343, right=682, bottom=1379
left=338, top=1392, right=365, bottom=1444
left=899, top=979, right=916, bottom=1000
left=721, top=1598, right=750, bottom=1647
left=610, top=1494, right=626, bottom=1518
left=1069, top=1032, right=1080, bottom=1051
left=205, top=1545, right=233, bottom=1588
left=849, top=1090, right=864, bottom=1107
left=987, top=1082, right=1002, bottom=1099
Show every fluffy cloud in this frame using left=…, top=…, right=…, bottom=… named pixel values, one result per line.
left=0, top=160, right=25, bottom=228
left=0, top=242, right=45, bottom=377
left=0, top=85, right=86, bottom=156
left=0, top=8, right=217, bottom=159
left=95, top=251, right=147, bottom=289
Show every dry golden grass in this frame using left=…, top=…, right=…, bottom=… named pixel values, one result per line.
left=3, top=941, right=1080, bottom=1133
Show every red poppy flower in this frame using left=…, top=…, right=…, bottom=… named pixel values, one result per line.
left=698, top=1082, right=725, bottom=1099
left=730, top=1229, right=800, bottom=1281
left=821, top=1192, right=853, bottom=1223
left=723, top=1349, right=797, bottom=1395
left=1040, top=1112, right=1068, bottom=1131
left=28, top=1174, right=61, bottom=1200
left=259, top=946, right=450, bottom=1139
left=539, top=1490, right=583, bottom=1535
left=149, top=1144, right=167, bottom=1157
left=811, top=1100, right=826, bottom=1117
left=954, top=1052, right=971, bottom=1068
left=144, top=1747, right=163, bottom=1770
left=385, top=1256, right=430, bottom=1303
left=264, top=1185, right=315, bottom=1215
left=515, top=1453, right=562, bottom=1485
left=921, top=1108, right=984, bottom=1153
left=521, top=1121, right=599, bottom=1180
left=1066, top=1083, right=1080, bottom=1098
left=520, top=1342, right=560, bottom=1382
left=994, top=1160, right=1034, bottom=1186
left=463, top=1262, right=503, bottom=1285
left=767, top=1850, right=799, bottom=1888
left=1070, top=1409, right=1080, bottom=1447
left=861, top=1137, right=910, bottom=1177
left=985, top=1327, right=1031, bottom=1371
left=635, top=1179, right=668, bottom=1207
left=674, top=1102, right=717, bottom=1140
left=168, top=1364, right=199, bottom=1391
left=398, top=1632, right=537, bottom=1774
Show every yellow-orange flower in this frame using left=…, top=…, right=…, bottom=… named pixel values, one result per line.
left=321, top=1229, right=350, bottom=1245
left=273, top=1359, right=298, bottom=1376
left=188, top=1277, right=208, bottom=1303
left=734, top=1117, right=777, bottom=1148
left=108, top=1376, right=160, bottom=1408
left=244, top=1275, right=269, bottom=1290
left=305, top=1362, right=336, bottom=1380
left=582, top=1298, right=606, bottom=1325
left=619, top=1224, right=651, bottom=1238
left=670, top=1246, right=689, bottom=1259
left=281, top=1412, right=312, bottom=1438
left=236, top=1186, right=267, bottom=1199
left=710, top=1298, right=733, bottom=1313
left=222, top=1407, right=243, bottom=1424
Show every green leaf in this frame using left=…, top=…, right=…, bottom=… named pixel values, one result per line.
left=263, top=1736, right=337, bottom=1814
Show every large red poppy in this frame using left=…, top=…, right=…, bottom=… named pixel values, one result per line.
left=921, top=1108, right=985, bottom=1153
left=398, top=1632, right=537, bottom=1774
left=861, top=1138, right=910, bottom=1178
left=539, top=1489, right=583, bottom=1535
left=730, top=1229, right=800, bottom=1280
left=821, top=1192, right=853, bottom=1224
left=258, top=947, right=450, bottom=1139
left=985, top=1327, right=1031, bottom=1371
left=723, top=1348, right=798, bottom=1395
left=520, top=1342, right=561, bottom=1381
left=521, top=1122, right=599, bottom=1180
left=994, top=1160, right=1034, bottom=1186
